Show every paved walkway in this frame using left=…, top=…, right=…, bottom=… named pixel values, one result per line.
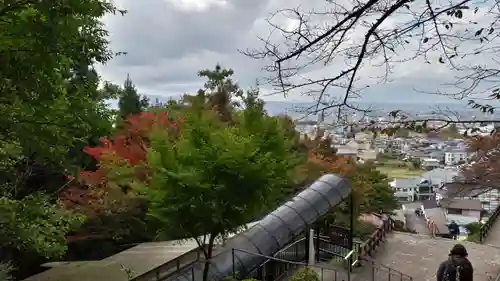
left=403, top=206, right=430, bottom=235
left=281, top=228, right=500, bottom=281
left=482, top=218, right=500, bottom=248
left=366, top=232, right=500, bottom=281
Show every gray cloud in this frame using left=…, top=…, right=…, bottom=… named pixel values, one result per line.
left=97, top=0, right=497, bottom=108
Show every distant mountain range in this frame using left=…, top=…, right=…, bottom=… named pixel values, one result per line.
left=107, top=94, right=497, bottom=121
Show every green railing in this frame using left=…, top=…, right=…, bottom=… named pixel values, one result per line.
left=235, top=239, right=347, bottom=281
left=236, top=225, right=413, bottom=281
left=480, top=204, right=500, bottom=243
left=157, top=215, right=414, bottom=281
left=356, top=255, right=413, bottom=281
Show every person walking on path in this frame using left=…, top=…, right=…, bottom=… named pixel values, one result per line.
left=436, top=244, right=473, bottom=281
left=448, top=220, right=460, bottom=240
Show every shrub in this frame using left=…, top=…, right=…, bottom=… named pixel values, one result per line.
left=0, top=262, right=14, bottom=281
left=291, top=267, right=320, bottom=281
left=465, top=222, right=482, bottom=234
left=354, top=221, right=378, bottom=240
left=465, top=222, right=482, bottom=243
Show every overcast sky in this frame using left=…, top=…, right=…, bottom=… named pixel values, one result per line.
left=97, top=0, right=497, bottom=105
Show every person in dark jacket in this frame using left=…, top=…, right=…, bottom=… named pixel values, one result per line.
left=436, top=244, right=473, bottom=281
left=448, top=220, right=460, bottom=240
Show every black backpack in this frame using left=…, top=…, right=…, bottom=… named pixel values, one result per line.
left=442, top=262, right=462, bottom=281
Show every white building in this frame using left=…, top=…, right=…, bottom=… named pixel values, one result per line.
left=444, top=149, right=468, bottom=165
left=390, top=178, right=419, bottom=202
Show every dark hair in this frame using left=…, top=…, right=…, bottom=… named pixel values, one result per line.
left=449, top=244, right=468, bottom=257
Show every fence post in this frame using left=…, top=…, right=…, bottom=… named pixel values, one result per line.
left=305, top=228, right=310, bottom=262
left=308, top=228, right=315, bottom=265
left=371, top=260, right=376, bottom=281
left=232, top=248, right=236, bottom=278
left=349, top=193, right=354, bottom=273
left=315, top=224, right=320, bottom=262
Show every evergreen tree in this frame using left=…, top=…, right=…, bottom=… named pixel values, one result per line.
left=118, top=74, right=149, bottom=119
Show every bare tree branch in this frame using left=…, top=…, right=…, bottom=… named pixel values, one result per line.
left=243, top=0, right=500, bottom=126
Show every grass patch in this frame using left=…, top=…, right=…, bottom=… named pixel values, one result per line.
left=376, top=166, right=422, bottom=179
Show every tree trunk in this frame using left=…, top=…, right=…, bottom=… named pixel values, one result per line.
left=202, top=234, right=217, bottom=281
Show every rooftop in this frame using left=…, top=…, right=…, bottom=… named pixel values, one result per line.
left=440, top=198, right=483, bottom=211
left=23, top=240, right=202, bottom=281
left=422, top=199, right=439, bottom=209
left=437, top=182, right=489, bottom=198
left=421, top=167, right=460, bottom=184
left=23, top=221, right=262, bottom=281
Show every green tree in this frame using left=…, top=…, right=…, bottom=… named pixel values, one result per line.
left=356, top=163, right=400, bottom=214
left=118, top=74, right=149, bottom=120
left=196, top=64, right=243, bottom=123
left=465, top=222, right=482, bottom=242
left=299, top=153, right=399, bottom=234
left=394, top=128, right=410, bottom=138
left=82, top=89, right=300, bottom=281
left=0, top=0, right=121, bottom=166
left=0, top=0, right=122, bottom=277
left=0, top=194, right=84, bottom=259
left=143, top=104, right=297, bottom=281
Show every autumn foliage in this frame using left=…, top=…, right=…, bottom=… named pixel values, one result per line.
left=60, top=112, right=183, bottom=215
left=462, top=132, right=500, bottom=187
left=297, top=133, right=397, bottom=215
left=81, top=112, right=183, bottom=182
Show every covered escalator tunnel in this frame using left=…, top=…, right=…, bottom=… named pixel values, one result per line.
left=168, top=174, right=352, bottom=281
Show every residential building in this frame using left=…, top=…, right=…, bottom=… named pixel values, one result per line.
left=414, top=179, right=434, bottom=200
left=436, top=182, right=500, bottom=213
left=358, top=149, right=377, bottom=161
left=389, top=168, right=460, bottom=203
left=390, top=178, right=418, bottom=202
left=334, top=146, right=358, bottom=160
left=439, top=198, right=483, bottom=221
left=429, top=151, right=445, bottom=163
left=390, top=177, right=435, bottom=201
left=345, top=139, right=361, bottom=150
left=444, top=148, right=468, bottom=165
left=421, top=167, right=459, bottom=186
left=407, top=150, right=428, bottom=161
left=421, top=158, right=440, bottom=171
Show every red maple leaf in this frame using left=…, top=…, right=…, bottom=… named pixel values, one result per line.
left=78, top=111, right=183, bottom=200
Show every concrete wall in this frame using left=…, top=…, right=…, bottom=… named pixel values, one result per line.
left=462, top=209, right=481, bottom=220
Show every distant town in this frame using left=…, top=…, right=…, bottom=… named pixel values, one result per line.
left=296, top=119, right=500, bottom=240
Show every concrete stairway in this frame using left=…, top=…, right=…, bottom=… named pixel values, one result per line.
left=482, top=217, right=500, bottom=249
left=275, top=231, right=500, bottom=281
left=364, top=232, right=500, bottom=281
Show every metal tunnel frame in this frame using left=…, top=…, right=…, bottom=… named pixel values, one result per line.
left=168, top=174, right=352, bottom=281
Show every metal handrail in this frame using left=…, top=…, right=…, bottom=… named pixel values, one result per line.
left=136, top=247, right=203, bottom=281
left=480, top=204, right=500, bottom=243
left=317, top=232, right=412, bottom=281
left=234, top=248, right=311, bottom=267
left=358, top=253, right=413, bottom=281
left=279, top=237, right=307, bottom=252
left=233, top=247, right=345, bottom=281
